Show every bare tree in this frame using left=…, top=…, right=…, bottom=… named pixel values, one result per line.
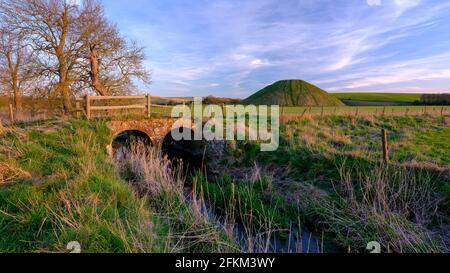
left=0, top=26, right=36, bottom=111
left=0, top=0, right=151, bottom=115
left=79, top=0, right=150, bottom=96
left=0, top=0, right=85, bottom=112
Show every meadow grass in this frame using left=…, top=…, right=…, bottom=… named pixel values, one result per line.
left=0, top=113, right=448, bottom=253
left=278, top=115, right=450, bottom=167
left=221, top=115, right=449, bottom=252
left=331, top=93, right=422, bottom=103
left=116, top=142, right=238, bottom=253
left=0, top=119, right=163, bottom=253
left=302, top=162, right=446, bottom=253
left=281, top=105, right=450, bottom=116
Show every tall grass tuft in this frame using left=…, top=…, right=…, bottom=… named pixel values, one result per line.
left=116, top=142, right=238, bottom=253
left=116, top=142, right=320, bottom=253
left=306, top=162, right=446, bottom=253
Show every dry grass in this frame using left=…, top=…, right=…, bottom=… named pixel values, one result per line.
left=309, top=163, right=446, bottom=253
left=116, top=142, right=238, bottom=253
left=0, top=162, right=31, bottom=185
left=116, top=142, right=323, bottom=253
left=117, top=142, right=185, bottom=197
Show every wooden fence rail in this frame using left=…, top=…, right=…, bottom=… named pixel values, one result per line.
left=90, top=105, right=146, bottom=111
left=382, top=129, right=389, bottom=164
left=84, top=94, right=152, bottom=120
left=89, top=95, right=147, bottom=101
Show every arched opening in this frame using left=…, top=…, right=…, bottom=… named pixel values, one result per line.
left=162, top=127, right=206, bottom=172
left=112, top=130, right=152, bottom=161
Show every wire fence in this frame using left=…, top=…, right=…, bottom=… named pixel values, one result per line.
left=1, top=96, right=449, bottom=126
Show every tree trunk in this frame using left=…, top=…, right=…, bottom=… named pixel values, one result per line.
left=6, top=51, right=22, bottom=111
left=12, top=77, right=22, bottom=111
left=62, top=84, right=72, bottom=113
left=59, top=63, right=72, bottom=113
left=89, top=45, right=108, bottom=96
left=58, top=5, right=72, bottom=113
left=0, top=119, right=4, bottom=135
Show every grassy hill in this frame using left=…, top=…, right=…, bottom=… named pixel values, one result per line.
left=332, top=93, right=422, bottom=106
left=243, top=80, right=345, bottom=107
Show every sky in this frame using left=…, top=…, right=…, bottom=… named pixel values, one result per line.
left=101, top=0, right=450, bottom=98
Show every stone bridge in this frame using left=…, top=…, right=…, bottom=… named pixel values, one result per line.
left=107, top=118, right=195, bottom=147
left=106, top=117, right=226, bottom=171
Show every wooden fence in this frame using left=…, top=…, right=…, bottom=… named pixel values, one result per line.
left=3, top=96, right=450, bottom=124
left=84, top=95, right=149, bottom=120
left=81, top=94, right=174, bottom=120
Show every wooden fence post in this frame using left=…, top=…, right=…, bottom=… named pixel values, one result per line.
left=85, top=95, right=91, bottom=120
left=301, top=108, right=308, bottom=117
left=382, top=107, right=386, bottom=116
left=405, top=108, right=409, bottom=116
left=146, top=94, right=151, bottom=118
left=75, top=100, right=81, bottom=118
left=355, top=107, right=359, bottom=117
left=321, top=106, right=324, bottom=117
left=441, top=107, right=444, bottom=117
left=9, top=104, right=14, bottom=125
left=381, top=129, right=389, bottom=164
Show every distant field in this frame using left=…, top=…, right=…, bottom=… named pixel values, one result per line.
left=2, top=95, right=450, bottom=125
left=281, top=105, right=450, bottom=116
left=332, top=93, right=422, bottom=106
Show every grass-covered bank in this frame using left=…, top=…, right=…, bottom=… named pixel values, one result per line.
left=0, top=119, right=238, bottom=253
left=0, top=115, right=448, bottom=253
left=217, top=115, right=449, bottom=252
left=116, top=143, right=237, bottom=253
left=0, top=119, right=166, bottom=252
left=196, top=158, right=447, bottom=252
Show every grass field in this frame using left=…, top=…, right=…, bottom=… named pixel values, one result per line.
left=0, top=119, right=235, bottom=253
left=332, top=93, right=422, bottom=103
left=331, top=93, right=423, bottom=106
left=281, top=105, right=450, bottom=116
left=2, top=94, right=450, bottom=126
left=158, top=105, right=450, bottom=118
left=0, top=120, right=159, bottom=252
left=0, top=113, right=448, bottom=253
left=218, top=115, right=450, bottom=252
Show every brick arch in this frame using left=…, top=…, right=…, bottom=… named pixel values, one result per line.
left=107, top=118, right=195, bottom=148
left=113, top=129, right=153, bottom=145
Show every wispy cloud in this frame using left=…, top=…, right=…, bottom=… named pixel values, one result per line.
left=103, top=0, right=450, bottom=97
left=393, top=0, right=422, bottom=16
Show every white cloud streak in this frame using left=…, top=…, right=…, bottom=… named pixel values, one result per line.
left=106, top=0, right=450, bottom=96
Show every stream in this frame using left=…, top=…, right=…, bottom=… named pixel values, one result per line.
left=183, top=186, right=327, bottom=253
left=112, top=131, right=339, bottom=253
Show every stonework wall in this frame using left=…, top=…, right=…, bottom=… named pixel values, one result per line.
left=106, top=118, right=226, bottom=170
left=107, top=118, right=194, bottom=146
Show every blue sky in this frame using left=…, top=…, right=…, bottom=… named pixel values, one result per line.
left=101, top=0, right=450, bottom=98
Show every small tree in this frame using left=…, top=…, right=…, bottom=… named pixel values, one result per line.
left=0, top=26, right=37, bottom=111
